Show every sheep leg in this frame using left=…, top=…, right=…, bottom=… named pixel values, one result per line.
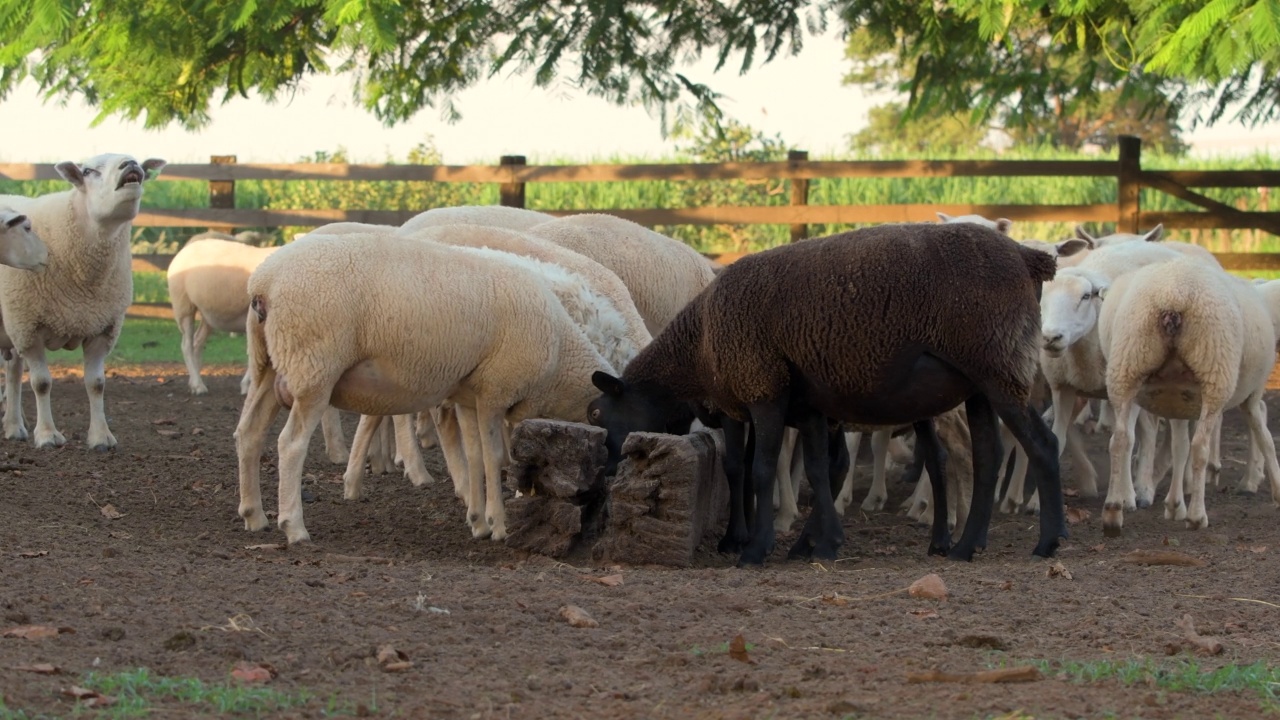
left=948, top=394, right=1001, bottom=561
left=415, top=410, right=439, bottom=450
left=1097, top=400, right=1114, bottom=433
left=912, top=418, right=951, bottom=556
left=997, top=418, right=1028, bottom=513
left=1133, top=410, right=1159, bottom=508
left=993, top=399, right=1064, bottom=558
left=737, top=402, right=787, bottom=567
left=859, top=429, right=891, bottom=512
left=239, top=369, right=252, bottom=395
left=717, top=414, right=751, bottom=554
left=234, top=367, right=282, bottom=532
left=773, top=427, right=800, bottom=533
left=455, top=404, right=491, bottom=539
left=320, top=407, right=349, bottom=464
left=342, top=413, right=382, bottom=501
left=367, top=416, right=393, bottom=475
left=1186, top=413, right=1221, bottom=530
left=433, top=405, right=469, bottom=500
left=1163, top=419, right=1191, bottom=522
left=1067, top=417, right=1099, bottom=498
left=1242, top=391, right=1280, bottom=502
left=476, top=404, right=510, bottom=540
left=3, top=353, right=26, bottom=441
left=177, top=311, right=209, bottom=395
left=275, top=397, right=329, bottom=544
left=394, top=413, right=434, bottom=487
left=787, top=419, right=848, bottom=562
left=1241, top=402, right=1266, bottom=494
left=22, top=347, right=65, bottom=449
left=188, top=319, right=212, bottom=396
left=833, top=431, right=863, bottom=516
left=81, top=336, right=117, bottom=451
left=1103, top=396, right=1141, bottom=536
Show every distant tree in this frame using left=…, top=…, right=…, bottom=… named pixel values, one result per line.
left=848, top=102, right=990, bottom=155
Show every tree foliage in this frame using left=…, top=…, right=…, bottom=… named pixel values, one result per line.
left=0, top=0, right=1275, bottom=134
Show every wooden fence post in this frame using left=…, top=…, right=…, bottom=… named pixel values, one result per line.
left=1117, top=136, right=1141, bottom=234
left=499, top=155, right=527, bottom=208
left=209, top=155, right=237, bottom=233
left=788, top=150, right=809, bottom=242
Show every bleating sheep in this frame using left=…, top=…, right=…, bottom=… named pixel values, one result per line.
left=525, top=213, right=717, bottom=335
left=0, top=153, right=165, bottom=450
left=235, top=230, right=620, bottom=544
left=166, top=233, right=349, bottom=463
left=588, top=222, right=1065, bottom=566
left=1098, top=256, right=1280, bottom=534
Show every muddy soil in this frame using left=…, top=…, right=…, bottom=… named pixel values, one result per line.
left=1, top=365, right=1278, bottom=719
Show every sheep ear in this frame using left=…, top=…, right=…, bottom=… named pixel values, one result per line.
left=55, top=161, right=85, bottom=188
left=1141, top=223, right=1164, bottom=242
left=141, top=158, right=167, bottom=179
left=994, top=218, right=1012, bottom=234
left=936, top=212, right=954, bottom=223
left=591, top=371, right=626, bottom=397
left=4, top=214, right=28, bottom=229
left=1073, top=224, right=1096, bottom=247
left=1055, top=238, right=1090, bottom=258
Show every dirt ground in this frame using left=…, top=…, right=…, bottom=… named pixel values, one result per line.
left=1, top=365, right=1279, bottom=719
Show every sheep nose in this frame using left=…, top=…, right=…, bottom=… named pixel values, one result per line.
left=1044, top=333, right=1064, bottom=345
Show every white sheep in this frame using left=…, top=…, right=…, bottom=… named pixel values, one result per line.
left=400, top=205, right=557, bottom=234
left=166, top=234, right=350, bottom=463
left=1098, top=256, right=1280, bottom=533
left=235, top=230, right=620, bottom=544
left=525, top=213, right=717, bottom=335
left=0, top=153, right=165, bottom=450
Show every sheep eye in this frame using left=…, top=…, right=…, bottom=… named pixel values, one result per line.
left=82, top=167, right=99, bottom=177
left=1080, top=293, right=1091, bottom=302
left=589, top=408, right=601, bottom=421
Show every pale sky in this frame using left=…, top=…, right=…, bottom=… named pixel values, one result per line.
left=0, top=31, right=1277, bottom=165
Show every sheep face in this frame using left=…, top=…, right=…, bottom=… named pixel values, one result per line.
left=55, top=153, right=167, bottom=224
left=588, top=370, right=693, bottom=475
left=0, top=210, right=49, bottom=271
left=937, top=212, right=1012, bottom=235
left=1040, top=268, right=1109, bottom=357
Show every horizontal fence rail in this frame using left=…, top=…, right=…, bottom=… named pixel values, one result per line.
left=3, top=135, right=1278, bottom=269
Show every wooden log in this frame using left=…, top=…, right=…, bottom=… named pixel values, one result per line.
left=503, top=420, right=608, bottom=558
left=592, top=429, right=729, bottom=567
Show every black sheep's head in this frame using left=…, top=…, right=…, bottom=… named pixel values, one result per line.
left=587, top=371, right=694, bottom=475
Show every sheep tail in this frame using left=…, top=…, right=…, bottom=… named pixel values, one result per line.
left=1158, top=309, right=1183, bottom=339
left=1018, top=244, right=1057, bottom=283
left=250, top=294, right=267, bottom=322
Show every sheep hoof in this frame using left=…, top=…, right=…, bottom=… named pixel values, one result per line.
left=1032, top=539, right=1060, bottom=558
left=772, top=517, right=795, bottom=534
left=1022, top=503, right=1040, bottom=517
left=735, top=549, right=768, bottom=568
left=89, top=443, right=114, bottom=453
left=860, top=495, right=886, bottom=513
left=1185, top=516, right=1209, bottom=531
left=1102, top=503, right=1125, bottom=537
left=281, top=523, right=311, bottom=545
left=1234, top=486, right=1257, bottom=497
left=33, top=429, right=66, bottom=448
left=927, top=540, right=950, bottom=557
left=190, top=385, right=209, bottom=396
left=717, top=533, right=747, bottom=554
left=998, top=497, right=1020, bottom=515
left=4, top=426, right=27, bottom=442
left=240, top=509, right=269, bottom=532
left=325, top=448, right=350, bottom=465
left=946, top=544, right=976, bottom=562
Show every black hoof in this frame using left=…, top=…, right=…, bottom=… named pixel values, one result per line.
left=1136, top=498, right=1152, bottom=509
left=927, top=542, right=950, bottom=557
left=946, top=545, right=976, bottom=562
left=736, top=550, right=767, bottom=567
left=90, top=444, right=113, bottom=453
left=717, top=535, right=745, bottom=554
left=1032, top=540, right=1060, bottom=558
left=1102, top=525, right=1123, bottom=538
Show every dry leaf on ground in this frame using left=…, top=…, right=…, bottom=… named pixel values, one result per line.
left=728, top=633, right=753, bottom=664
left=908, top=574, right=948, bottom=600
left=3, top=625, right=72, bottom=640
left=908, top=609, right=939, bottom=619
left=587, top=574, right=623, bottom=587
left=377, top=644, right=413, bottom=672
left=820, top=592, right=849, bottom=607
left=16, top=550, right=47, bottom=558
left=1065, top=507, right=1092, bottom=524
left=1175, top=614, right=1224, bottom=656
left=1046, top=562, right=1073, bottom=580
left=559, top=605, right=598, bottom=628
left=1119, top=550, right=1206, bottom=567
left=151, top=417, right=176, bottom=426
left=230, top=661, right=277, bottom=684
left=99, top=504, right=125, bottom=519
left=907, top=666, right=1041, bottom=684
left=62, top=686, right=115, bottom=707
left=11, top=663, right=60, bottom=674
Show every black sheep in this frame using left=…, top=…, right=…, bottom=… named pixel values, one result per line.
left=587, top=222, right=1065, bottom=566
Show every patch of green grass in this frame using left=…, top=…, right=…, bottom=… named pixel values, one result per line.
left=44, top=317, right=247, bottom=368
left=132, top=271, right=169, bottom=304
left=1021, top=657, right=1280, bottom=703
left=77, top=667, right=314, bottom=718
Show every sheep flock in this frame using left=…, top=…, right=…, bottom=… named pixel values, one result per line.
left=2, top=157, right=1278, bottom=571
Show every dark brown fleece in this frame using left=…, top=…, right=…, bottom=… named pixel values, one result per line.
left=621, top=222, right=1056, bottom=419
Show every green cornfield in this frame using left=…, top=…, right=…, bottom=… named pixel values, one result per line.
left=4, top=144, right=1278, bottom=308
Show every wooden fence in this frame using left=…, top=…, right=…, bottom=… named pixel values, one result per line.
left=2, top=135, right=1278, bottom=276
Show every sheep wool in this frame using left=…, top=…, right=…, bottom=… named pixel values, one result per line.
left=0, top=153, right=165, bottom=451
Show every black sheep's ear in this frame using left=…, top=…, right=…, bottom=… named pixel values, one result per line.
left=591, top=371, right=626, bottom=396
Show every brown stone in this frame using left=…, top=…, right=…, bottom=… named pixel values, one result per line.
left=593, top=429, right=729, bottom=567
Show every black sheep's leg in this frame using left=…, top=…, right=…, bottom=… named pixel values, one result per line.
left=787, top=418, right=848, bottom=561
left=718, top=415, right=750, bottom=554
left=912, top=418, right=951, bottom=556
left=996, top=401, right=1065, bottom=557
left=737, top=402, right=787, bottom=567
left=742, top=423, right=757, bottom=531
left=948, top=394, right=1001, bottom=562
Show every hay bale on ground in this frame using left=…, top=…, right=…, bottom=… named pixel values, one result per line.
left=503, top=420, right=609, bottom=558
